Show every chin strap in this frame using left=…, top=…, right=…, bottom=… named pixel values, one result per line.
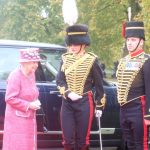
left=126, top=38, right=141, bottom=52
left=76, top=45, right=86, bottom=55
left=76, top=45, right=83, bottom=54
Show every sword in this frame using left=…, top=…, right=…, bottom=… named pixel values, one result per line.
left=98, top=115, right=103, bottom=150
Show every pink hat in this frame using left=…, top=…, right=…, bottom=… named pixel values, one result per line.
left=19, top=48, right=41, bottom=62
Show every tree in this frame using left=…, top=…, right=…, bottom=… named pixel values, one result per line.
left=0, top=0, right=64, bottom=44
left=140, top=0, right=150, bottom=53
left=0, top=0, right=150, bottom=68
left=77, top=0, right=127, bottom=67
left=76, top=0, right=148, bottom=67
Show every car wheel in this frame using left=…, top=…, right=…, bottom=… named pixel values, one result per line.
left=117, top=146, right=128, bottom=150
left=117, top=140, right=128, bottom=150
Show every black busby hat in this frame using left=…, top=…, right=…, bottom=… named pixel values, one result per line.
left=125, top=21, right=145, bottom=40
left=65, top=24, right=90, bottom=46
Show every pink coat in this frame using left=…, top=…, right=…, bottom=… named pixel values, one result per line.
left=2, top=68, right=39, bottom=150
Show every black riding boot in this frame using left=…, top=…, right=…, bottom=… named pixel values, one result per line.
left=64, top=145, right=74, bottom=150
left=80, top=145, right=89, bottom=150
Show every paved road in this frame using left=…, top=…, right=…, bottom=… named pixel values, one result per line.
left=0, top=147, right=117, bottom=150
left=38, top=148, right=117, bottom=150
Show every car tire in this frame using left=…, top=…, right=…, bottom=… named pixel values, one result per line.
left=117, top=146, right=128, bottom=150
left=117, top=140, right=128, bottom=150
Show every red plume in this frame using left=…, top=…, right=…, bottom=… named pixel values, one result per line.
left=122, top=22, right=126, bottom=38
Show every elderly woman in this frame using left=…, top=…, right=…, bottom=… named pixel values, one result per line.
left=2, top=48, right=41, bottom=150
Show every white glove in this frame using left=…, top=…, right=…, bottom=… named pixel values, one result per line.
left=68, top=92, right=82, bottom=101
left=34, top=99, right=41, bottom=106
left=95, top=110, right=102, bottom=118
left=29, top=99, right=41, bottom=110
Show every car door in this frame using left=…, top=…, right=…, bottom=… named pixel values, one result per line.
left=35, top=61, right=63, bottom=147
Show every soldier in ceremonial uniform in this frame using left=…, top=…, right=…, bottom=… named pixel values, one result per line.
left=116, top=21, right=150, bottom=150
left=56, top=24, right=105, bottom=150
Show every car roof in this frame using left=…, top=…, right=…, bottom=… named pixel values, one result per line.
left=0, top=39, right=66, bottom=50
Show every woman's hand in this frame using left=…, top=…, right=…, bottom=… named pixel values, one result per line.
left=29, top=100, right=41, bottom=110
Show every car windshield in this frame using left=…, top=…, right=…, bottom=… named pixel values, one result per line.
left=0, top=47, right=65, bottom=81
left=39, top=48, right=64, bottom=71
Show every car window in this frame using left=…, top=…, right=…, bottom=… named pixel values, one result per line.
left=39, top=48, right=65, bottom=71
left=0, top=47, right=65, bottom=81
left=36, top=62, right=56, bottom=82
left=0, top=47, right=20, bottom=80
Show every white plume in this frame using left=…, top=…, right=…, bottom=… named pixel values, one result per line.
left=62, top=0, right=78, bottom=25
left=128, top=7, right=131, bottom=21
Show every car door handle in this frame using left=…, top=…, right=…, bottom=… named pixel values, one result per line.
left=49, top=90, right=59, bottom=94
left=49, top=91, right=61, bottom=97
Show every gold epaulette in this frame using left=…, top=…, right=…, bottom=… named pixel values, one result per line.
left=57, top=86, right=65, bottom=95
left=88, top=52, right=98, bottom=58
left=57, top=86, right=69, bottom=99
left=62, top=52, right=71, bottom=58
left=96, top=94, right=106, bottom=109
left=61, top=52, right=73, bottom=72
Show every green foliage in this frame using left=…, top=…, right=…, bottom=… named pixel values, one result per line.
left=140, top=0, right=150, bottom=53
left=0, top=0, right=150, bottom=68
left=128, top=0, right=142, bottom=19
left=77, top=0, right=127, bottom=66
left=77, top=0, right=149, bottom=67
left=0, top=0, right=64, bottom=43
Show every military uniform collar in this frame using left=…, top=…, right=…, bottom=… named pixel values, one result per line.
left=129, top=49, right=144, bottom=58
